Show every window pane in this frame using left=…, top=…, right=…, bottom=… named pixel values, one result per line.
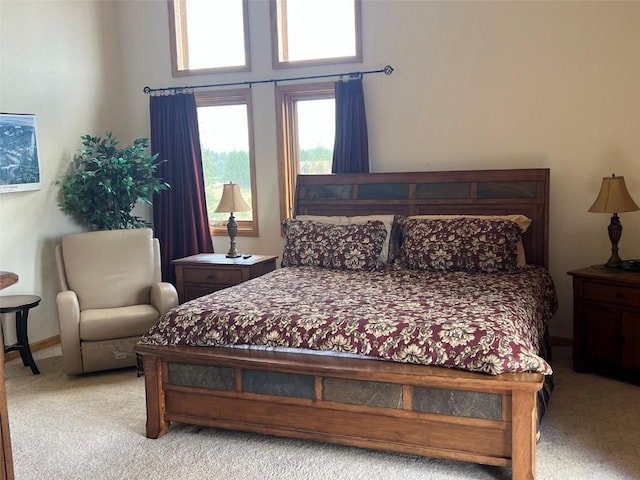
left=278, top=0, right=357, bottom=62
left=296, top=99, right=335, bottom=174
left=180, top=0, right=246, bottom=70
left=197, top=104, right=253, bottom=223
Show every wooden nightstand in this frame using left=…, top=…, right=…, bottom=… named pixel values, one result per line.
left=173, top=253, right=278, bottom=303
left=568, top=266, right=640, bottom=384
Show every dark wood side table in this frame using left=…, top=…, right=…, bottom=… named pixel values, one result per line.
left=173, top=253, right=278, bottom=303
left=568, top=266, right=640, bottom=384
left=0, top=295, right=41, bottom=375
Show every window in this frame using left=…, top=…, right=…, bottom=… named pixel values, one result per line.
left=276, top=82, right=335, bottom=221
left=169, top=0, right=250, bottom=76
left=196, top=89, right=258, bottom=236
left=271, top=0, right=362, bottom=68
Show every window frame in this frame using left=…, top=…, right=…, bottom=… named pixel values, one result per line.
left=275, top=82, right=335, bottom=223
left=168, top=0, right=251, bottom=77
left=195, top=88, right=259, bottom=237
left=269, top=0, right=362, bottom=70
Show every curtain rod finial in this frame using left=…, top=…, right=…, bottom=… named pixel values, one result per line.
left=143, top=86, right=151, bottom=94
left=383, top=65, right=394, bottom=75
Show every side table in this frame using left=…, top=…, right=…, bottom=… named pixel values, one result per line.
left=568, top=266, right=640, bottom=384
left=0, top=295, right=41, bottom=375
left=173, top=254, right=278, bottom=303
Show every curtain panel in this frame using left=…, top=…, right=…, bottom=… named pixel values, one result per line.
left=150, top=93, right=213, bottom=285
left=331, top=78, right=370, bottom=174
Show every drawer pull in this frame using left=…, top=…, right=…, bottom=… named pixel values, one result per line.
left=207, top=273, right=215, bottom=280
left=616, top=292, right=624, bottom=299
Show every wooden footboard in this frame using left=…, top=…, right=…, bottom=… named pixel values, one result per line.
left=135, top=344, right=543, bottom=480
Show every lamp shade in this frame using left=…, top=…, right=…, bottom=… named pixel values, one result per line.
left=588, top=175, right=639, bottom=214
left=214, top=183, right=251, bottom=214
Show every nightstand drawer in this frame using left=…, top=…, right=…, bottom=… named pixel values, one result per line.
left=182, top=267, right=243, bottom=286
left=173, top=253, right=279, bottom=304
left=583, top=281, right=640, bottom=308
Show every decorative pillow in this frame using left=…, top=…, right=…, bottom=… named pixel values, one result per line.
left=295, top=214, right=397, bottom=264
left=399, top=218, right=523, bottom=272
left=281, top=219, right=387, bottom=271
left=464, top=218, right=523, bottom=272
left=400, top=218, right=469, bottom=271
left=404, top=214, right=531, bottom=267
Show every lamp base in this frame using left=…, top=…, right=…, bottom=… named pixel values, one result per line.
left=605, top=213, right=623, bottom=269
left=225, top=213, right=241, bottom=258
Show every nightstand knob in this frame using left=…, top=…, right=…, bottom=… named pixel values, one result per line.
left=616, top=292, right=624, bottom=299
left=207, top=273, right=215, bottom=280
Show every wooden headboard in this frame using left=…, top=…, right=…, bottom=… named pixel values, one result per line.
left=293, top=168, right=550, bottom=267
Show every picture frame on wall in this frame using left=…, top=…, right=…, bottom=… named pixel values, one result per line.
left=0, top=113, right=42, bottom=193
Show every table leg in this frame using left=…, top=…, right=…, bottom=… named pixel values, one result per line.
left=14, top=310, right=39, bottom=375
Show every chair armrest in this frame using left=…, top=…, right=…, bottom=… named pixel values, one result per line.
left=56, top=290, right=83, bottom=375
left=150, top=282, right=179, bottom=315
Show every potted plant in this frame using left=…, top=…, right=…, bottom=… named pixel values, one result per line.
left=57, top=132, right=169, bottom=230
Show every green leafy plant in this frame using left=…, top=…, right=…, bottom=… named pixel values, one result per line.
left=57, top=132, right=169, bottom=230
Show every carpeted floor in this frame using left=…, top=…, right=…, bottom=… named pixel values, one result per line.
left=4, top=346, right=640, bottom=480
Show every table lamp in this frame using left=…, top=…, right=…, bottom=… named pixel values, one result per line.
left=588, top=173, right=639, bottom=268
left=214, top=182, right=251, bottom=258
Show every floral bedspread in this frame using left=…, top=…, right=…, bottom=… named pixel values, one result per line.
left=139, top=265, right=557, bottom=375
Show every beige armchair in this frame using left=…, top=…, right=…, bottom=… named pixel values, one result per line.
left=55, top=228, right=178, bottom=374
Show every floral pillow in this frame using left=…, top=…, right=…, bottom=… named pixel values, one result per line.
left=464, top=218, right=523, bottom=272
left=400, top=218, right=469, bottom=271
left=399, top=218, right=523, bottom=272
left=281, top=219, right=388, bottom=271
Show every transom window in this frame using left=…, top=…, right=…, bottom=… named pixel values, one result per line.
left=276, top=82, right=335, bottom=221
left=169, top=0, right=250, bottom=76
left=271, top=0, right=362, bottom=68
left=195, top=89, right=258, bottom=236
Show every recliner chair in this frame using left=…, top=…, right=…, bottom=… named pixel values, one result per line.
left=55, top=228, right=178, bottom=374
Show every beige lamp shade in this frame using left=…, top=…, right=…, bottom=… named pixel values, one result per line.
left=589, top=175, right=639, bottom=214
left=214, top=183, right=251, bottom=214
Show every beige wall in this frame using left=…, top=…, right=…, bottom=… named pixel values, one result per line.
left=0, top=0, right=125, bottom=344
left=2, top=0, right=639, bottom=345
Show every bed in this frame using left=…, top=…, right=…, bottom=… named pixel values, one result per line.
left=135, top=168, right=555, bottom=480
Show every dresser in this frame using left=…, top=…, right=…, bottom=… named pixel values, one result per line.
left=568, top=266, right=640, bottom=384
left=173, top=254, right=278, bottom=303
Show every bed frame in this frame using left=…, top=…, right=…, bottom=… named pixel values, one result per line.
left=135, top=168, right=550, bottom=480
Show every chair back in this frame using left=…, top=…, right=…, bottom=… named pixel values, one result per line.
left=56, top=228, right=160, bottom=310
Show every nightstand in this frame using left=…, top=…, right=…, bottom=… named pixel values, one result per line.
left=568, top=266, right=640, bottom=384
left=173, top=253, right=278, bottom=303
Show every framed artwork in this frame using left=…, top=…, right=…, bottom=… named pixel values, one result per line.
left=0, top=113, right=42, bottom=193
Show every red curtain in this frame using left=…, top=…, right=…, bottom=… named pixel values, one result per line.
left=150, top=93, right=213, bottom=284
left=331, top=78, right=370, bottom=173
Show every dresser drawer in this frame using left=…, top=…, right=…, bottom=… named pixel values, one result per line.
left=182, top=267, right=243, bottom=286
left=583, top=281, right=640, bottom=308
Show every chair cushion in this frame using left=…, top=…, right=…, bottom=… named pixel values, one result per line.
left=61, top=228, right=157, bottom=310
left=80, top=304, right=160, bottom=341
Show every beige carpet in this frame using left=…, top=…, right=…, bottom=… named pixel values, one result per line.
left=4, top=346, right=640, bottom=480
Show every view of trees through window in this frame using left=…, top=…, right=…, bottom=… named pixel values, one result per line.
left=177, top=0, right=363, bottom=232
left=197, top=103, right=253, bottom=225
left=296, top=98, right=335, bottom=175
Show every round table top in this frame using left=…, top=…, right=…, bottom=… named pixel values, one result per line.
left=0, top=295, right=41, bottom=312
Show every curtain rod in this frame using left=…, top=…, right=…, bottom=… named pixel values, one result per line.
left=143, top=65, right=394, bottom=95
